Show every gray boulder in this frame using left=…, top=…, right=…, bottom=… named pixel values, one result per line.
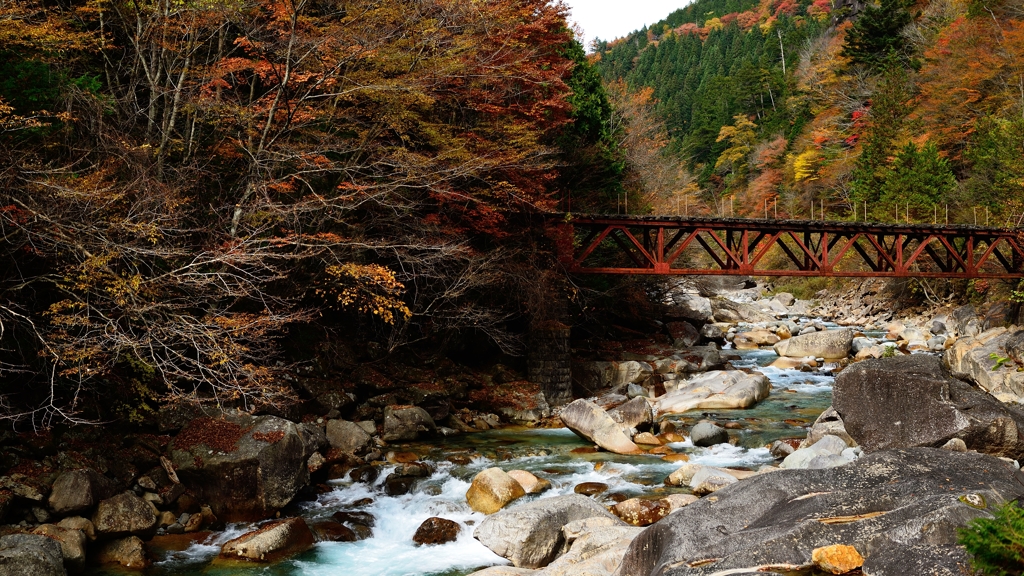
left=689, top=421, right=729, bottom=447
left=169, top=411, right=317, bottom=522
left=1007, top=330, right=1024, bottom=365
left=671, top=294, right=714, bottom=323
left=607, top=397, right=653, bottom=432
left=773, top=329, right=853, bottom=359
left=0, top=535, right=65, bottom=576
left=945, top=327, right=1024, bottom=403
left=834, top=355, right=1024, bottom=459
left=559, top=399, right=641, bottom=455
left=656, top=371, right=770, bottom=415
left=711, top=297, right=773, bottom=324
left=617, top=449, right=1024, bottom=576
left=474, top=494, right=623, bottom=568
left=382, top=406, right=436, bottom=442
left=326, top=419, right=372, bottom=454
left=91, top=492, right=157, bottom=539
left=32, top=524, right=86, bottom=573
left=48, top=469, right=117, bottom=516
left=772, top=292, right=795, bottom=307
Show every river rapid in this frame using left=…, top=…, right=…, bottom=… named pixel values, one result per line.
left=94, top=330, right=853, bottom=576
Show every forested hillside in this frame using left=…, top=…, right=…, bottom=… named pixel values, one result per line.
left=0, top=0, right=624, bottom=425
left=592, top=0, right=1024, bottom=224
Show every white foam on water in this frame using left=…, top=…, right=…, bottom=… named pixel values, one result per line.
left=151, top=523, right=251, bottom=568
left=291, top=465, right=507, bottom=576
left=755, top=366, right=833, bottom=393
left=664, top=441, right=774, bottom=469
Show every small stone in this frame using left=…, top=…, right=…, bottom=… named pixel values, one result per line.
left=137, top=476, right=157, bottom=492
left=941, top=438, right=968, bottom=452
left=573, top=482, right=609, bottom=496
left=465, top=468, right=525, bottom=514
left=689, top=421, right=729, bottom=447
left=633, top=432, right=662, bottom=445
left=506, top=470, right=551, bottom=494
left=812, top=544, right=864, bottom=574
left=412, top=517, right=461, bottom=545
left=612, top=498, right=670, bottom=526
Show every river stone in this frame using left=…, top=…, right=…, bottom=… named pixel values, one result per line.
left=466, top=468, right=526, bottom=514
left=945, top=327, right=1024, bottom=403
left=32, top=524, right=86, bottom=573
left=310, top=520, right=356, bottom=542
left=382, top=406, right=436, bottom=442
left=834, top=355, right=1024, bottom=459
left=656, top=371, right=770, bottom=415
left=689, top=421, right=729, bottom=447
left=671, top=294, right=714, bottom=323
left=607, top=397, right=653, bottom=432
left=732, top=330, right=780, bottom=350
left=666, top=321, right=700, bottom=347
left=220, top=517, right=315, bottom=562
left=0, top=534, right=65, bottom=576
left=799, top=406, right=855, bottom=449
left=56, top=517, right=95, bottom=542
left=507, top=470, right=550, bottom=494
left=1006, top=330, right=1024, bottom=365
left=617, top=448, right=1023, bottom=576
left=559, top=399, right=642, bottom=455
left=413, top=517, right=461, bottom=546
left=47, top=468, right=117, bottom=516
left=711, top=297, right=773, bottom=324
left=326, top=419, right=372, bottom=454
left=169, top=411, right=318, bottom=522
left=95, top=536, right=149, bottom=569
left=813, top=544, right=864, bottom=574
left=91, top=492, right=157, bottom=539
left=773, top=292, right=795, bottom=306
left=474, top=494, right=623, bottom=569
left=773, top=329, right=853, bottom=359
left=612, top=498, right=671, bottom=526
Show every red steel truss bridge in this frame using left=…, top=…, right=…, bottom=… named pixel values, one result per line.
left=548, top=214, right=1024, bottom=279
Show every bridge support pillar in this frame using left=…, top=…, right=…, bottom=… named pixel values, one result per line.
left=528, top=322, right=572, bottom=408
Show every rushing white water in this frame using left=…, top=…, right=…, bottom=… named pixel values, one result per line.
left=128, top=328, right=857, bottom=576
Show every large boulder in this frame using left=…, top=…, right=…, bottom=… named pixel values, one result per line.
left=32, top=524, right=86, bottom=573
left=711, top=297, right=773, bottom=324
left=169, top=412, right=318, bottom=522
left=834, top=355, right=1024, bottom=459
left=689, top=421, right=729, bottom=447
left=326, top=419, right=372, bottom=454
left=91, top=492, right=157, bottom=539
left=1006, top=329, right=1024, bottom=365
left=617, top=449, right=1024, bottom=576
left=382, top=406, right=436, bottom=442
left=559, top=400, right=642, bottom=455
left=732, top=329, right=780, bottom=350
left=0, top=534, right=65, bottom=576
left=773, top=329, right=853, bottom=359
left=945, top=327, right=1024, bottom=403
left=95, top=536, right=149, bottom=569
left=474, top=494, right=623, bottom=569
left=47, top=469, right=117, bottom=517
left=671, top=294, right=714, bottom=323
left=466, top=468, right=526, bottom=514
left=607, top=396, right=653, bottom=432
left=220, top=517, right=315, bottom=562
left=655, top=371, right=771, bottom=415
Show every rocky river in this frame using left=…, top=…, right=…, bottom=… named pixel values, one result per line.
left=4, top=280, right=1024, bottom=576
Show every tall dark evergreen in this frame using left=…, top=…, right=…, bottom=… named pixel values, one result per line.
left=841, top=0, right=916, bottom=69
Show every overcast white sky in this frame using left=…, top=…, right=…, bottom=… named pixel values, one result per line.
left=563, top=0, right=693, bottom=50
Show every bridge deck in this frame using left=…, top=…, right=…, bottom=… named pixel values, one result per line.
left=547, top=214, right=1024, bottom=279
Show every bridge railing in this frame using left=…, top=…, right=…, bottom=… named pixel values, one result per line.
left=546, top=214, right=1024, bottom=279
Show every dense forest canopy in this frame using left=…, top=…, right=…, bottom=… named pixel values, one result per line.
left=591, top=0, right=1024, bottom=224
left=0, top=0, right=627, bottom=426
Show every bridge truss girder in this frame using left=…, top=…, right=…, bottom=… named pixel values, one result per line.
left=550, top=215, right=1024, bottom=279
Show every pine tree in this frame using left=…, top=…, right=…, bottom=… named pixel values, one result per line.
left=842, top=0, right=916, bottom=70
